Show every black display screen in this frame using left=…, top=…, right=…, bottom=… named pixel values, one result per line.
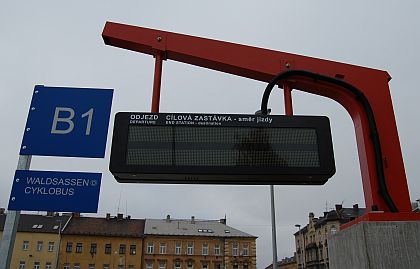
left=109, top=112, right=335, bottom=185
left=126, top=126, right=320, bottom=167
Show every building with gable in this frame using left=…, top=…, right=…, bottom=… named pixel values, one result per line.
left=0, top=210, right=71, bottom=269
left=294, top=204, right=365, bottom=269
left=58, top=213, right=145, bottom=269
left=143, top=216, right=257, bottom=269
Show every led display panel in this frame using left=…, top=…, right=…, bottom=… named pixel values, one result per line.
left=109, top=113, right=335, bottom=185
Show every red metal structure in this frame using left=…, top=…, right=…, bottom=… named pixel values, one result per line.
left=102, top=21, right=420, bottom=222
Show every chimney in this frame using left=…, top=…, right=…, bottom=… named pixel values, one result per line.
left=323, top=212, right=328, bottom=217
left=309, top=212, right=314, bottom=221
left=117, top=213, right=123, bottom=220
left=191, top=216, right=195, bottom=224
left=0, top=208, right=5, bottom=215
left=127, top=215, right=131, bottom=219
left=166, top=215, right=171, bottom=222
left=106, top=213, right=111, bottom=220
left=353, top=204, right=359, bottom=210
left=220, top=218, right=226, bottom=225
left=335, top=204, right=342, bottom=211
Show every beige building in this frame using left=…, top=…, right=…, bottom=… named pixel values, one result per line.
left=294, top=204, right=365, bottom=269
left=0, top=211, right=71, bottom=269
left=144, top=216, right=257, bottom=269
left=263, top=255, right=296, bottom=269
left=58, top=213, right=145, bottom=269
left=2, top=211, right=257, bottom=269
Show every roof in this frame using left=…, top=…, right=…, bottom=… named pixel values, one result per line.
left=62, top=215, right=145, bottom=238
left=294, top=205, right=366, bottom=235
left=0, top=213, right=70, bottom=233
left=144, top=218, right=256, bottom=238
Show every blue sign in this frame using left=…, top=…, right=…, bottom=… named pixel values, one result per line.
left=8, top=170, right=102, bottom=213
left=20, top=85, right=113, bottom=158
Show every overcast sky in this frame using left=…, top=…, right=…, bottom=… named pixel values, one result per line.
left=1, top=1, right=419, bottom=268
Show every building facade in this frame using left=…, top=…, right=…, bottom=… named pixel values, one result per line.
left=2, top=211, right=256, bottom=269
left=58, top=213, right=145, bottom=269
left=264, top=255, right=296, bottom=269
left=294, top=204, right=365, bottom=269
left=143, top=216, right=257, bottom=269
left=0, top=211, right=71, bottom=269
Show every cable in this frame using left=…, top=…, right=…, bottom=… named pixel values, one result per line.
left=260, top=70, right=398, bottom=213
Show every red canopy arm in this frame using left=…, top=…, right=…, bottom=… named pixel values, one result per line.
left=102, top=21, right=412, bottom=213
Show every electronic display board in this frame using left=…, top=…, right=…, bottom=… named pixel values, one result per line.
left=109, top=112, right=335, bottom=185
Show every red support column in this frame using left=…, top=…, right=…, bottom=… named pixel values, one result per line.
left=151, top=51, right=163, bottom=113
left=283, top=84, right=293, bottom=116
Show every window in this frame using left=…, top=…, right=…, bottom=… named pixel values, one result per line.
left=119, top=244, right=126, bottom=254
left=66, top=242, right=73, bottom=252
left=22, top=241, right=29, bottom=251
left=118, top=265, right=124, bottom=269
left=74, top=264, right=80, bottom=269
left=187, top=243, right=194, bottom=255
left=63, top=264, right=70, bottom=269
left=34, top=262, right=40, bottom=269
left=159, top=243, right=166, bottom=254
left=89, top=265, right=95, bottom=269
left=243, top=264, right=248, bottom=269
left=242, top=244, right=249, bottom=256
left=130, top=245, right=136, bottom=255
left=159, top=262, right=166, bottom=269
left=146, top=262, right=153, bottom=269
left=198, top=229, right=213, bottom=233
left=46, top=263, right=52, bottom=269
left=76, top=243, right=83, bottom=253
left=147, top=242, right=154, bottom=254
left=90, top=243, right=97, bottom=254
left=128, top=266, right=134, bottom=269
left=215, top=264, right=221, bottom=269
left=233, top=265, right=238, bottom=269
left=187, top=264, right=193, bottom=269
left=202, top=244, right=208, bottom=255
left=174, top=262, right=181, bottom=269
left=175, top=242, right=181, bottom=255
left=232, top=243, right=238, bottom=256
left=331, top=226, right=337, bottom=235
left=105, top=244, right=112, bottom=254
left=48, top=242, right=54, bottom=252
left=36, top=241, right=43, bottom=251
left=19, top=261, right=25, bottom=269
left=103, top=265, right=110, bottom=269
left=202, top=264, right=208, bottom=269
left=214, top=244, right=220, bottom=256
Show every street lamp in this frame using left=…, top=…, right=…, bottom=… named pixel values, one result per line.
left=295, top=224, right=305, bottom=269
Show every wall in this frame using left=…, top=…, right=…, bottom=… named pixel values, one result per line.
left=10, top=232, right=59, bottom=269
left=329, top=221, right=420, bottom=269
left=58, top=234, right=143, bottom=269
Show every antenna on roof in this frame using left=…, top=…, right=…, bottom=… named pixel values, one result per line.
left=125, top=196, right=128, bottom=217
left=117, top=186, right=122, bottom=214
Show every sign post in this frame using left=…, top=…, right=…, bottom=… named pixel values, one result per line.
left=0, top=85, right=113, bottom=269
left=0, top=155, right=31, bottom=269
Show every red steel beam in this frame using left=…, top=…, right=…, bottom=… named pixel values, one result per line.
left=102, top=21, right=412, bottom=213
left=151, top=51, right=163, bottom=113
